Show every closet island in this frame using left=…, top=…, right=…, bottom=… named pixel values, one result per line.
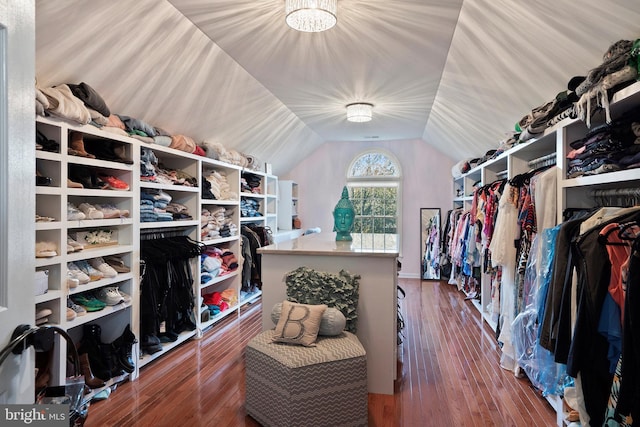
left=258, top=232, right=399, bottom=395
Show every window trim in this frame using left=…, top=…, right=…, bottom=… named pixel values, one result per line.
left=346, top=149, right=402, bottom=254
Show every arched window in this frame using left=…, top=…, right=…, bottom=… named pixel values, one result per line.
left=347, top=150, right=401, bottom=251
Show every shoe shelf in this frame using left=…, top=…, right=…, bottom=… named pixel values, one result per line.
left=34, top=115, right=274, bottom=384
left=240, top=289, right=262, bottom=306
left=69, top=272, right=134, bottom=296
left=35, top=290, right=63, bottom=305
left=65, top=301, right=133, bottom=329
left=199, top=302, right=240, bottom=333
left=35, top=254, right=64, bottom=268
left=67, top=156, right=135, bottom=172
left=36, top=116, right=140, bottom=386
left=138, top=329, right=197, bottom=368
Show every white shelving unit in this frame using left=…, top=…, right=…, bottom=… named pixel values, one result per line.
left=34, top=115, right=275, bottom=389
left=35, top=116, right=139, bottom=396
left=277, top=180, right=298, bottom=231
left=450, top=80, right=640, bottom=427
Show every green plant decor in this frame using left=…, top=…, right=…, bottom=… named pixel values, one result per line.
left=284, top=266, right=361, bottom=333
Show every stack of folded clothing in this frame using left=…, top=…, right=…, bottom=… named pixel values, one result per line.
left=241, top=174, right=262, bottom=194
left=140, top=147, right=159, bottom=182
left=201, top=207, right=237, bottom=241
left=203, top=169, right=237, bottom=200
left=241, top=198, right=261, bottom=217
left=140, top=189, right=173, bottom=222
left=566, top=107, right=640, bottom=178
left=166, top=202, right=192, bottom=221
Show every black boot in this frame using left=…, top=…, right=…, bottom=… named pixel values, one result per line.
left=79, top=324, right=112, bottom=381
left=112, top=324, right=137, bottom=374
left=100, top=342, right=125, bottom=379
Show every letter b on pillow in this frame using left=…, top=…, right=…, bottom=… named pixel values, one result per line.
left=273, top=300, right=327, bottom=347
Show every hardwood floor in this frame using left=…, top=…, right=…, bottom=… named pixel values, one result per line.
left=86, top=279, right=558, bottom=426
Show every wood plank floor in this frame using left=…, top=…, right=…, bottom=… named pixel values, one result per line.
left=85, top=279, right=558, bottom=426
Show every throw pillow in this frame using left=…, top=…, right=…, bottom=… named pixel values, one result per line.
left=272, top=300, right=327, bottom=347
left=271, top=302, right=346, bottom=336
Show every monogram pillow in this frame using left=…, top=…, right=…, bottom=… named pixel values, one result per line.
left=272, top=300, right=327, bottom=347
left=271, top=302, right=346, bottom=336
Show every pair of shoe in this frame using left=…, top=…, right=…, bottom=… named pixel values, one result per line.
left=95, top=287, right=129, bottom=306
left=67, top=297, right=87, bottom=317
left=90, top=257, right=118, bottom=278
left=141, top=334, right=162, bottom=355
left=71, top=294, right=106, bottom=312
left=94, top=203, right=129, bottom=219
left=67, top=262, right=91, bottom=285
left=104, top=255, right=131, bottom=273
left=36, top=170, right=53, bottom=186
left=67, top=203, right=86, bottom=221
left=78, top=203, right=104, bottom=220
left=73, top=259, right=104, bottom=281
left=67, top=236, right=84, bottom=254
left=99, top=175, right=129, bottom=191
left=68, top=131, right=95, bottom=159
left=36, top=307, right=52, bottom=325
left=36, top=241, right=58, bottom=258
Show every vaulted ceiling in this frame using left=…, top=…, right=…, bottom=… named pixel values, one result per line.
left=35, top=0, right=640, bottom=176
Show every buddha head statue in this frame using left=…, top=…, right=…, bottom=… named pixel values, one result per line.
left=333, top=186, right=355, bottom=241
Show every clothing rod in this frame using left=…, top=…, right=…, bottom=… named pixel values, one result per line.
left=589, top=188, right=640, bottom=197
left=140, top=227, right=192, bottom=240
left=527, top=152, right=556, bottom=167
left=495, top=170, right=508, bottom=179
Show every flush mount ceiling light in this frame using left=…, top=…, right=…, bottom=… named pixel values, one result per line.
left=346, top=103, right=373, bottom=123
left=285, top=0, right=337, bottom=33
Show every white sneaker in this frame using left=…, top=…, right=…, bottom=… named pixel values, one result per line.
left=116, top=288, right=132, bottom=304
left=95, top=287, right=123, bottom=305
left=89, top=257, right=117, bottom=278
left=74, top=259, right=104, bottom=281
left=78, top=202, right=104, bottom=219
left=67, top=203, right=86, bottom=221
left=67, top=262, right=90, bottom=284
left=94, top=203, right=121, bottom=219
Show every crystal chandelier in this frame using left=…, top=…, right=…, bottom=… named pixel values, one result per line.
left=346, top=103, right=373, bottom=122
left=285, top=0, right=337, bottom=33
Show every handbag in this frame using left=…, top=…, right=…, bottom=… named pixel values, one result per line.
left=0, top=325, right=89, bottom=426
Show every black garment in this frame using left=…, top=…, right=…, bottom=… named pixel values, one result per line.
left=241, top=226, right=262, bottom=290
left=539, top=215, right=587, bottom=354
left=566, top=209, right=640, bottom=426
left=616, top=238, right=640, bottom=421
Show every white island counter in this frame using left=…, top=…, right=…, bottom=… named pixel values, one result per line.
left=258, top=232, right=399, bottom=395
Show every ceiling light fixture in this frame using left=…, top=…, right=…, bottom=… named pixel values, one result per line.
left=285, top=0, right=337, bottom=33
left=346, top=103, right=373, bottom=123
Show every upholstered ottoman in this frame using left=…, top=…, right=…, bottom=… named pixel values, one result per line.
left=245, top=329, right=368, bottom=427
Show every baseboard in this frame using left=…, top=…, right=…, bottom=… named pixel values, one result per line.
left=398, top=272, right=420, bottom=279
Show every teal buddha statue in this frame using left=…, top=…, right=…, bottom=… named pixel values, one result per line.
left=333, top=186, right=355, bottom=241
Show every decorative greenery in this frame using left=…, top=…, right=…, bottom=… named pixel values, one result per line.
left=284, top=266, right=361, bottom=333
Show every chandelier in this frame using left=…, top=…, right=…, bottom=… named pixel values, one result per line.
left=285, top=0, right=337, bottom=33
left=346, top=103, right=373, bottom=122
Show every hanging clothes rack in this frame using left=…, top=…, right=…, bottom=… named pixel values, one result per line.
left=495, top=170, right=508, bottom=180
left=590, top=187, right=640, bottom=207
left=140, top=226, right=193, bottom=240
left=527, top=152, right=556, bottom=169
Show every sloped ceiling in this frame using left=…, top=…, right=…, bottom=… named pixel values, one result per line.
left=35, top=0, right=640, bottom=176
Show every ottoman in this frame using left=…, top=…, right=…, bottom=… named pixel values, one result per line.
left=245, top=329, right=368, bottom=427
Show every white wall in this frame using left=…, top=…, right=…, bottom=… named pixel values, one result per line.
left=283, top=138, right=454, bottom=277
